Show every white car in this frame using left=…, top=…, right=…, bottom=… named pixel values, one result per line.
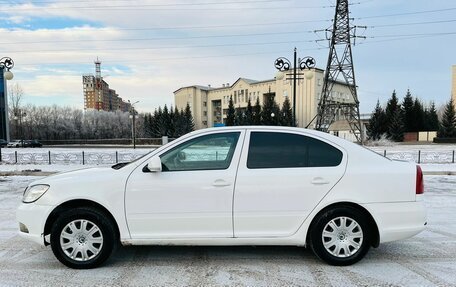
left=17, top=126, right=426, bottom=269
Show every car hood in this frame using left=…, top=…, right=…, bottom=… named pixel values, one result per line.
left=30, top=166, right=119, bottom=186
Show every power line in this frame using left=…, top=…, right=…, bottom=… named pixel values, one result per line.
left=367, top=19, right=456, bottom=28
left=6, top=39, right=319, bottom=53
left=0, top=30, right=314, bottom=45
left=9, top=30, right=455, bottom=54
left=3, top=12, right=452, bottom=35
left=2, top=7, right=454, bottom=32
left=357, top=7, right=456, bottom=20
left=0, top=0, right=293, bottom=6
left=1, top=19, right=331, bottom=33
left=361, top=35, right=451, bottom=45
left=14, top=48, right=325, bottom=66
left=0, top=2, right=335, bottom=11
left=368, top=31, right=456, bottom=38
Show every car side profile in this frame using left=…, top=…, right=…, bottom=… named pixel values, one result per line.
left=17, top=126, right=426, bottom=269
left=7, top=140, right=22, bottom=148
left=24, top=140, right=43, bottom=148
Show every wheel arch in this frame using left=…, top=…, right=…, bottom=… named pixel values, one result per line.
left=307, top=201, right=380, bottom=248
left=43, top=199, right=120, bottom=246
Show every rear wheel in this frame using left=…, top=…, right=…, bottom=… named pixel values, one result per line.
left=309, top=206, right=371, bottom=266
left=50, top=207, right=116, bottom=269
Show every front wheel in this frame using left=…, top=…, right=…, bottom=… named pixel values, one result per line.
left=50, top=207, right=117, bottom=269
left=309, top=206, right=371, bottom=266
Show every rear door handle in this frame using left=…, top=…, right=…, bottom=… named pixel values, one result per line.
left=311, top=177, right=330, bottom=185
left=212, top=179, right=231, bottom=187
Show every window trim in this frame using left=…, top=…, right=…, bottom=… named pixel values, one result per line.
left=159, top=131, right=242, bottom=172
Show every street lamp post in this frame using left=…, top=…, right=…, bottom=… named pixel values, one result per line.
left=274, top=48, right=315, bottom=126
left=128, top=100, right=139, bottom=149
left=1, top=57, right=14, bottom=142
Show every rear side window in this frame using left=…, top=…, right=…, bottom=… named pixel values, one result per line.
left=247, top=132, right=342, bottom=169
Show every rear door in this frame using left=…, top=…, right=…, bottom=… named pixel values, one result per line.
left=233, top=130, right=347, bottom=237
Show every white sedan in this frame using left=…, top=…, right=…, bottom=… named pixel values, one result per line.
left=17, top=126, right=426, bottom=269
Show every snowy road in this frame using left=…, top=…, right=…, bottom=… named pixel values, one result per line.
left=0, top=175, right=455, bottom=286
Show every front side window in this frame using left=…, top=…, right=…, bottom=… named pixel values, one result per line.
left=247, top=132, right=342, bottom=169
left=161, top=132, right=240, bottom=171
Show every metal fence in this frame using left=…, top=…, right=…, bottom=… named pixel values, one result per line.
left=0, top=150, right=150, bottom=165
left=0, top=149, right=455, bottom=165
left=372, top=150, right=456, bottom=164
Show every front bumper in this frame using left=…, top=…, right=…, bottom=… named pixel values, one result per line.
left=16, top=202, right=54, bottom=246
left=362, top=197, right=426, bottom=243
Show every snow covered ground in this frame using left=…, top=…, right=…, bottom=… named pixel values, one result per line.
left=0, top=174, right=455, bottom=286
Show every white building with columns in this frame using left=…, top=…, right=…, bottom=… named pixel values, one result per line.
left=174, top=68, right=354, bottom=130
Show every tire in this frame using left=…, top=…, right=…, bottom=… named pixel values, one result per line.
left=50, top=207, right=117, bottom=269
left=309, top=206, right=371, bottom=266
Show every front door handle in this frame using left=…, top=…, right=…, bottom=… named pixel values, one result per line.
left=311, top=177, right=330, bottom=185
left=212, top=179, right=231, bottom=187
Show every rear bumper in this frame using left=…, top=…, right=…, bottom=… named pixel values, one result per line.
left=362, top=198, right=426, bottom=243
left=16, top=202, right=53, bottom=246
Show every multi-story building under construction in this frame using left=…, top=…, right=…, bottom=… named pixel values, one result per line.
left=83, top=59, right=131, bottom=112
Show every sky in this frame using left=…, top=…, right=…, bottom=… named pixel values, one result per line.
left=1, top=0, right=455, bottom=114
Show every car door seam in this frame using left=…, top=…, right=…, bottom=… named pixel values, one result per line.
left=231, top=129, right=248, bottom=238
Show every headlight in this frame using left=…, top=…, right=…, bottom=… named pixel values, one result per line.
left=22, top=184, right=50, bottom=203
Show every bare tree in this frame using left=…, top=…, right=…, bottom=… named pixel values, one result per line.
left=8, top=83, right=24, bottom=115
left=8, top=83, right=25, bottom=139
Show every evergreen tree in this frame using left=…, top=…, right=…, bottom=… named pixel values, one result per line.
left=385, top=90, right=402, bottom=138
left=279, top=97, right=293, bottom=126
left=253, top=97, right=262, bottom=125
left=148, top=113, right=154, bottom=137
left=170, top=108, right=185, bottom=137
left=412, top=98, right=425, bottom=132
left=235, top=106, right=245, bottom=126
left=438, top=98, right=456, bottom=138
left=401, top=89, right=414, bottom=132
left=244, top=98, right=254, bottom=125
left=153, top=107, right=164, bottom=137
left=425, top=102, right=439, bottom=131
left=385, top=90, right=400, bottom=121
left=143, top=113, right=149, bottom=137
left=226, top=96, right=236, bottom=126
left=144, top=113, right=154, bottom=137
left=168, top=106, right=176, bottom=137
left=172, top=106, right=177, bottom=137
left=388, top=109, right=405, bottom=142
left=184, top=103, right=194, bottom=133
left=261, top=92, right=279, bottom=125
left=367, top=100, right=387, bottom=140
left=159, top=105, right=170, bottom=136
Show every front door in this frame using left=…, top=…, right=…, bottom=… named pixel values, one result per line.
left=125, top=131, right=244, bottom=239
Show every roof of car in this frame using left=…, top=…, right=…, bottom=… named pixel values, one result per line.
left=186, top=126, right=354, bottom=147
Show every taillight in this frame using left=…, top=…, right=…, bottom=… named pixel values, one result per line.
left=416, top=165, right=424, bottom=194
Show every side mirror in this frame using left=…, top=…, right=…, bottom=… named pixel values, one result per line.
left=146, top=156, right=162, bottom=172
